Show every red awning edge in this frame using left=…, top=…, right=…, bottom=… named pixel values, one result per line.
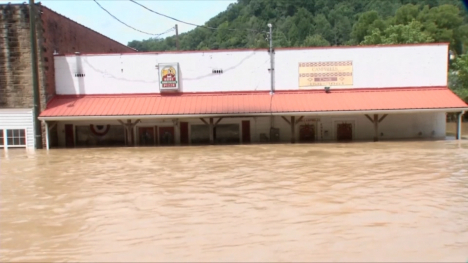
left=39, top=87, right=468, bottom=120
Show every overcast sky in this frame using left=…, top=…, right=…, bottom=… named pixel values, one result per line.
left=1, top=0, right=236, bottom=45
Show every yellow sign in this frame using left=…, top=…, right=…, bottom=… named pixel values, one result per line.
left=299, top=61, right=353, bottom=88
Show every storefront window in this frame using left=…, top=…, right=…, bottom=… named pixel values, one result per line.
left=191, top=125, right=210, bottom=145
left=215, top=124, right=240, bottom=144
left=6, top=129, right=26, bottom=146
left=0, top=130, right=3, bottom=146
left=76, top=125, right=125, bottom=147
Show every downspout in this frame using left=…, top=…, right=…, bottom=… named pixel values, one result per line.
left=29, top=0, right=43, bottom=149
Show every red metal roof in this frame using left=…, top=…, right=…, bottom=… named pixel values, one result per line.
left=39, top=87, right=468, bottom=118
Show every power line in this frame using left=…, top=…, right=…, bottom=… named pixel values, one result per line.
left=129, top=0, right=267, bottom=34
left=93, top=0, right=175, bottom=37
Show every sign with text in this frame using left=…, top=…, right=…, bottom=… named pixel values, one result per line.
left=159, top=63, right=180, bottom=91
left=299, top=61, right=353, bottom=88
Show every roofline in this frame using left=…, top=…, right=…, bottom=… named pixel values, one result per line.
left=37, top=4, right=134, bottom=52
left=38, top=108, right=468, bottom=121
left=50, top=86, right=451, bottom=99
left=54, top=42, right=450, bottom=57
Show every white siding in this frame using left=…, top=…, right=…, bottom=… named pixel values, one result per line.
left=55, top=44, right=448, bottom=95
left=0, top=108, right=35, bottom=149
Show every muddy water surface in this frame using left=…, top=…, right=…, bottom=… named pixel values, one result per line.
left=1, top=141, right=468, bottom=262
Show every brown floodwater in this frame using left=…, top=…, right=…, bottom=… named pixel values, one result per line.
left=1, top=141, right=468, bottom=262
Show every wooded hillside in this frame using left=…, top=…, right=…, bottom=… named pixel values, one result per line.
left=128, top=0, right=468, bottom=101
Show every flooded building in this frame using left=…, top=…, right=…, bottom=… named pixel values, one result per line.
left=38, top=43, right=468, bottom=149
left=0, top=3, right=134, bottom=150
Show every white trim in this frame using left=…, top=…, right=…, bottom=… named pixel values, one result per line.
left=38, top=107, right=468, bottom=121
left=1, top=128, right=28, bottom=150
left=2, top=129, right=6, bottom=151
left=44, top=121, right=50, bottom=150
left=39, top=113, right=273, bottom=121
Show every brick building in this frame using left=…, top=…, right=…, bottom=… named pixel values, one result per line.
left=0, top=3, right=134, bottom=149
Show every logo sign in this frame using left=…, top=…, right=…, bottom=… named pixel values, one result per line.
left=159, top=63, right=179, bottom=90
left=299, top=61, right=353, bottom=88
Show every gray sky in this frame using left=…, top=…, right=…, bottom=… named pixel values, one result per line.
left=1, top=0, right=236, bottom=45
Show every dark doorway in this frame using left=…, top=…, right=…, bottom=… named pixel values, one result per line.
left=337, top=123, right=353, bottom=142
left=64, top=124, right=74, bottom=148
left=159, top=127, right=175, bottom=146
left=242, top=121, right=251, bottom=144
left=138, top=127, right=155, bottom=146
left=180, top=122, right=189, bottom=145
left=299, top=124, right=315, bottom=142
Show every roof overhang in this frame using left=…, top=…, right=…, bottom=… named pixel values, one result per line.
left=38, top=87, right=468, bottom=121
left=38, top=108, right=468, bottom=122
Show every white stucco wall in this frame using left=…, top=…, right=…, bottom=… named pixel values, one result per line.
left=55, top=112, right=446, bottom=147
left=54, top=43, right=448, bottom=95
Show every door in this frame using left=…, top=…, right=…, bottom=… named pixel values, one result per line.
left=138, top=127, right=155, bottom=146
left=159, top=127, right=175, bottom=146
left=337, top=123, right=353, bottom=142
left=180, top=122, right=189, bottom=145
left=299, top=124, right=315, bottom=142
left=64, top=124, right=74, bottom=148
left=241, top=121, right=251, bottom=144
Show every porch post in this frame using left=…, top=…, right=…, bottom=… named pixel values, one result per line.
left=118, top=119, right=141, bottom=146
left=44, top=121, right=50, bottom=150
left=291, top=116, right=296, bottom=144
left=3, top=129, right=7, bottom=151
left=209, top=117, right=214, bottom=145
left=456, top=112, right=463, bottom=140
left=373, top=114, right=379, bottom=142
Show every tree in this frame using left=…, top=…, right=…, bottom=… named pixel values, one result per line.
left=351, top=11, right=386, bottom=44
left=418, top=4, right=467, bottom=54
left=449, top=54, right=468, bottom=102
left=127, top=0, right=468, bottom=52
left=394, top=4, right=420, bottom=25
left=302, top=34, right=331, bottom=47
left=313, top=14, right=333, bottom=44
left=361, top=20, right=434, bottom=45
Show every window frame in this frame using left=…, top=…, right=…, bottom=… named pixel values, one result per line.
left=0, top=128, right=27, bottom=148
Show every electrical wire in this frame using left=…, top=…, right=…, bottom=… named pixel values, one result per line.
left=93, top=0, right=175, bottom=37
left=129, top=0, right=267, bottom=34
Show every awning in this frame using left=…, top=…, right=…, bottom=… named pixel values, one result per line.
left=39, top=87, right=468, bottom=120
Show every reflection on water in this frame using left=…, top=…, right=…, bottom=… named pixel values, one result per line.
left=1, top=141, right=468, bottom=262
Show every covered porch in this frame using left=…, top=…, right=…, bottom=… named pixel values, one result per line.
left=38, top=87, right=468, bottom=149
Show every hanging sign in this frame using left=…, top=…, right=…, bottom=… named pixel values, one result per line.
left=159, top=63, right=180, bottom=91
left=299, top=61, right=353, bottom=88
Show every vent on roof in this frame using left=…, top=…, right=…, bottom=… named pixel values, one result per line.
left=212, top=69, right=223, bottom=74
left=75, top=73, right=85, bottom=77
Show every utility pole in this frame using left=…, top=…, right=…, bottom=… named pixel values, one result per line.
left=29, top=0, right=43, bottom=149
left=268, top=23, right=274, bottom=94
left=175, top=24, right=180, bottom=50
left=268, top=23, right=275, bottom=133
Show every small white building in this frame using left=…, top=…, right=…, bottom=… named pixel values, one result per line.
left=36, top=43, right=468, bottom=149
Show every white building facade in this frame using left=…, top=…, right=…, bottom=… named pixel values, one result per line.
left=37, top=43, right=468, bottom=149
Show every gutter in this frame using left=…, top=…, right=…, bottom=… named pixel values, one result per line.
left=37, top=107, right=468, bottom=122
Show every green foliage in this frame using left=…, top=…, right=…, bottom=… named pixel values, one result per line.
left=128, top=0, right=468, bottom=52
left=303, top=34, right=330, bottom=47
left=361, top=20, right=434, bottom=45
left=449, top=55, right=468, bottom=102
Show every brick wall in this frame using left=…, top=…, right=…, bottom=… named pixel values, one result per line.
left=0, top=3, right=134, bottom=148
